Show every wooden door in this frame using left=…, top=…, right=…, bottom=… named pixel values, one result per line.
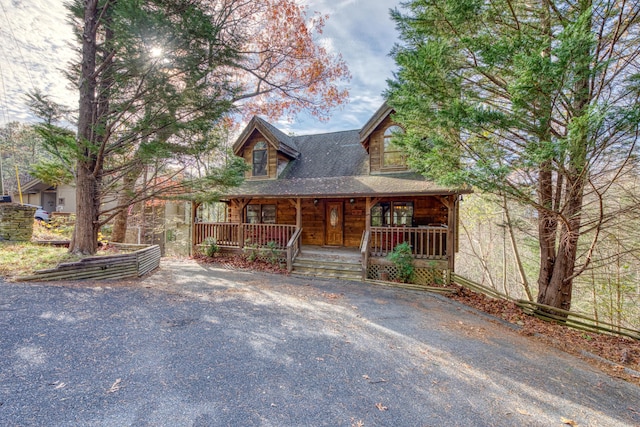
left=325, top=201, right=343, bottom=246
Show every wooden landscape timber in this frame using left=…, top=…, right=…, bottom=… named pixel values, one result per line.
left=451, top=273, right=640, bottom=341
left=16, top=245, right=161, bottom=282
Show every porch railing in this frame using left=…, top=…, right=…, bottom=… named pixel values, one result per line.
left=360, top=230, right=371, bottom=279
left=369, top=226, right=448, bottom=259
left=286, top=227, right=303, bottom=272
left=194, top=222, right=297, bottom=250
left=194, top=223, right=240, bottom=247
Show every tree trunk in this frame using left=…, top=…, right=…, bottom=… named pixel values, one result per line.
left=536, top=0, right=592, bottom=313
left=503, top=195, right=533, bottom=301
left=70, top=0, right=99, bottom=255
left=110, top=167, right=143, bottom=243
left=537, top=182, right=584, bottom=311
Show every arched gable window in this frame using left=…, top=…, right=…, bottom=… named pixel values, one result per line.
left=383, top=125, right=405, bottom=168
left=252, top=141, right=268, bottom=176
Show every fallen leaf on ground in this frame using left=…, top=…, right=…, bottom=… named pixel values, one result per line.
left=561, top=417, right=578, bottom=426
left=375, top=402, right=388, bottom=411
left=107, top=378, right=122, bottom=393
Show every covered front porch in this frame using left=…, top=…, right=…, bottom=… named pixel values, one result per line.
left=192, top=193, right=460, bottom=281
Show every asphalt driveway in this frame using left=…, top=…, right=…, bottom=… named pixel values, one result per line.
left=0, top=259, right=638, bottom=426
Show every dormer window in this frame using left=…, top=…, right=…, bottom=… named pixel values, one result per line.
left=252, top=141, right=268, bottom=176
left=383, top=125, right=405, bottom=168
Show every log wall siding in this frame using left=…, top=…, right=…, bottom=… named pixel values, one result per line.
left=241, top=131, right=279, bottom=179
left=367, top=116, right=408, bottom=173
left=226, top=196, right=451, bottom=249
left=344, top=198, right=366, bottom=247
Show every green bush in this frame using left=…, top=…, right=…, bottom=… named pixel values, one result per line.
left=243, top=239, right=259, bottom=262
left=203, top=237, right=219, bottom=257
left=261, top=240, right=280, bottom=265
left=387, top=242, right=414, bottom=283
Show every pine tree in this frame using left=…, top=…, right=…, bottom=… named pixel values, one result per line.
left=386, top=0, right=640, bottom=312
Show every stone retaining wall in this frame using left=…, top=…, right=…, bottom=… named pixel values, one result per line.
left=0, top=204, right=36, bottom=241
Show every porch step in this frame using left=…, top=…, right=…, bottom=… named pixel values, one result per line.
left=292, top=257, right=363, bottom=281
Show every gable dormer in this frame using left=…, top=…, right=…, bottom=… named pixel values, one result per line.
left=359, top=103, right=407, bottom=174
left=233, top=117, right=300, bottom=179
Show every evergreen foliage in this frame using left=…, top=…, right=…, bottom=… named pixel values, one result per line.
left=387, top=0, right=640, bottom=311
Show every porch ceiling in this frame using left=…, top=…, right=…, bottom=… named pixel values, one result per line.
left=222, top=172, right=472, bottom=199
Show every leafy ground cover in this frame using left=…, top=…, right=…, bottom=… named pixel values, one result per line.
left=448, top=286, right=640, bottom=385
left=0, top=242, right=80, bottom=277
left=196, top=253, right=640, bottom=385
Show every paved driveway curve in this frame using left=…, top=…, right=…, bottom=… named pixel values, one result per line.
left=0, top=259, right=638, bottom=426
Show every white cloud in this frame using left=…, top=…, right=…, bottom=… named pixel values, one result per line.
left=0, top=0, right=402, bottom=133
left=0, top=0, right=76, bottom=124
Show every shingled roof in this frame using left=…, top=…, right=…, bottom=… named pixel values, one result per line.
left=224, top=107, right=470, bottom=199
left=279, top=130, right=367, bottom=179
left=222, top=172, right=464, bottom=198
left=233, top=116, right=299, bottom=159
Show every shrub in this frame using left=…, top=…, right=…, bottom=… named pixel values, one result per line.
left=261, top=240, right=280, bottom=265
left=203, top=237, right=220, bottom=257
left=243, top=239, right=259, bottom=262
left=387, top=242, right=414, bottom=283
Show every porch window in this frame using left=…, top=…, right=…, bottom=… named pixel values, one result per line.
left=371, top=201, right=414, bottom=226
left=383, top=125, right=405, bottom=168
left=252, top=141, right=268, bottom=176
left=246, top=204, right=276, bottom=224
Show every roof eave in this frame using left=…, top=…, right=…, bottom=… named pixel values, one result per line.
left=358, top=102, right=394, bottom=147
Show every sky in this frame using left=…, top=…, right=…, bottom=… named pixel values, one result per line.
left=0, top=0, right=401, bottom=135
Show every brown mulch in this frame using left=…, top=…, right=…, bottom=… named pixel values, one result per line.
left=194, top=254, right=640, bottom=385
left=193, top=254, right=289, bottom=275
left=448, top=285, right=640, bottom=385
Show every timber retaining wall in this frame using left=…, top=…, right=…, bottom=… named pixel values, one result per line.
left=16, top=244, right=161, bottom=282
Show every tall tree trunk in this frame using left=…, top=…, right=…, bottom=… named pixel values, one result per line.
left=537, top=0, right=592, bottom=312
left=70, top=0, right=99, bottom=255
left=71, top=0, right=115, bottom=254
left=110, top=166, right=143, bottom=243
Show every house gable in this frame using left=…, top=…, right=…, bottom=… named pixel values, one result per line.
left=358, top=103, right=408, bottom=174
left=233, top=116, right=300, bottom=180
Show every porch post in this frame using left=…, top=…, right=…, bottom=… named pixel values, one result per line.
left=190, top=200, right=200, bottom=256
left=235, top=198, right=251, bottom=249
left=365, top=197, right=371, bottom=231
left=446, top=195, right=455, bottom=273
left=296, top=198, right=302, bottom=229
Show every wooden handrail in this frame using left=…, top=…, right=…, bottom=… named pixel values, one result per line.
left=360, top=230, right=371, bottom=280
left=369, top=226, right=448, bottom=259
left=286, top=227, right=303, bottom=272
left=194, top=222, right=296, bottom=250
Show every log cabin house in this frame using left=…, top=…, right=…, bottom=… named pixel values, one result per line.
left=193, top=104, right=471, bottom=283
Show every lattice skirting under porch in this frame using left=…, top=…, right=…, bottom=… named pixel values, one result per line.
left=367, top=261, right=449, bottom=285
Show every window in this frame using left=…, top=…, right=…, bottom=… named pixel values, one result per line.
left=371, top=201, right=413, bottom=226
left=382, top=125, right=405, bottom=168
left=252, top=141, right=268, bottom=176
left=246, top=204, right=276, bottom=224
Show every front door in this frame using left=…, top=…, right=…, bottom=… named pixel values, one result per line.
left=325, top=201, right=343, bottom=246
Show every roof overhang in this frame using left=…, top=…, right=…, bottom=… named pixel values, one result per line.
left=220, top=174, right=472, bottom=199
left=358, top=103, right=394, bottom=151
left=232, top=116, right=299, bottom=159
